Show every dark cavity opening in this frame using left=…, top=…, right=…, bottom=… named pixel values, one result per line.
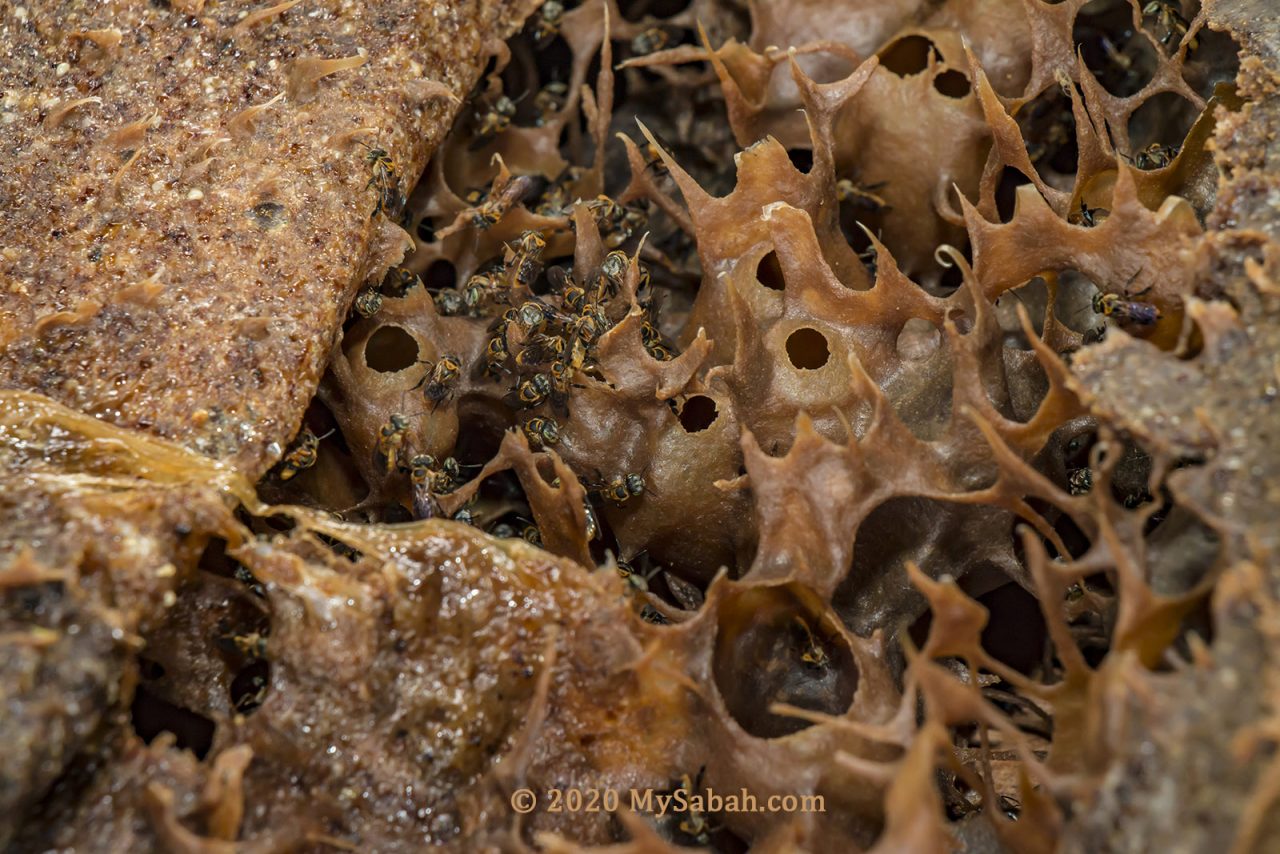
left=934, top=69, right=971, bottom=98
left=1127, top=91, right=1199, bottom=157
left=786, top=147, right=814, bottom=174
left=131, top=685, right=215, bottom=759
left=1018, top=89, right=1078, bottom=175
left=880, top=35, right=937, bottom=77
left=678, top=395, right=718, bottom=432
left=787, top=327, right=830, bottom=370
left=364, top=325, right=420, bottom=373
left=424, top=259, right=457, bottom=291
left=230, top=659, right=271, bottom=715
left=976, top=583, right=1048, bottom=675
left=712, top=586, right=857, bottom=738
left=756, top=251, right=786, bottom=291
left=995, top=167, right=1032, bottom=223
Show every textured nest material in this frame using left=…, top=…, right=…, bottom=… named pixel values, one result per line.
left=2, top=0, right=1280, bottom=851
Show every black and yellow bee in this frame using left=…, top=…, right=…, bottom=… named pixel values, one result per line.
left=630, top=27, right=669, bottom=56
left=515, top=333, right=566, bottom=371
left=359, top=142, right=404, bottom=220
left=607, top=203, right=648, bottom=249
left=408, top=453, right=464, bottom=520
left=533, top=80, right=568, bottom=124
left=1093, top=291, right=1160, bottom=326
left=434, top=289, right=467, bottom=317
left=278, top=427, right=333, bottom=481
left=675, top=770, right=713, bottom=845
left=640, top=604, right=669, bottom=625
left=509, top=372, right=554, bottom=409
left=1143, top=0, right=1195, bottom=49
left=532, top=0, right=565, bottom=49
left=594, top=472, right=645, bottom=506
left=522, top=416, right=560, bottom=448
left=641, top=134, right=669, bottom=176
left=414, top=354, right=463, bottom=408
left=508, top=229, right=547, bottom=288
left=1134, top=142, right=1179, bottom=170
left=599, top=250, right=629, bottom=296
left=471, top=174, right=538, bottom=229
left=409, top=453, right=461, bottom=493
left=1068, top=466, right=1093, bottom=496
left=835, top=178, right=890, bottom=213
left=484, top=332, right=511, bottom=379
left=462, top=273, right=502, bottom=313
left=514, top=298, right=559, bottom=335
left=561, top=283, right=587, bottom=313
left=1070, top=199, right=1109, bottom=228
left=569, top=302, right=608, bottom=346
left=535, top=166, right=585, bottom=217
left=383, top=266, right=422, bottom=297
left=216, top=624, right=269, bottom=660
left=470, top=94, right=518, bottom=150
left=353, top=288, right=383, bottom=318
left=793, top=616, right=830, bottom=670
left=377, top=413, right=411, bottom=474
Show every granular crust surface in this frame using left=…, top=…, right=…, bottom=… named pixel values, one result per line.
left=0, top=0, right=530, bottom=477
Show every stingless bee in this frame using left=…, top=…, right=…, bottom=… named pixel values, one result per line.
left=377, top=413, right=412, bottom=473
left=534, top=165, right=584, bottom=216
left=358, top=142, right=404, bottom=220
left=353, top=287, right=383, bottom=318
left=229, top=631, right=268, bottom=659
left=471, top=173, right=538, bottom=229
left=640, top=604, right=669, bottom=624
left=835, top=177, right=890, bottom=213
left=598, top=249, right=629, bottom=297
left=434, top=289, right=467, bottom=317
left=1134, top=142, right=1179, bottom=170
left=408, top=453, right=463, bottom=520
left=484, top=332, right=511, bottom=379
left=510, top=372, right=554, bottom=409
left=522, top=415, right=560, bottom=448
left=630, top=27, right=669, bottom=56
left=514, top=333, right=566, bottom=370
left=462, top=272, right=503, bottom=313
left=593, top=472, right=646, bottom=506
left=277, top=427, right=334, bottom=481
left=532, top=0, right=564, bottom=49
left=413, top=354, right=463, bottom=408
left=1093, top=291, right=1160, bottom=326
left=675, top=770, right=713, bottom=845
left=568, top=302, right=609, bottom=346
left=563, top=287, right=588, bottom=315
left=1070, top=199, right=1109, bottom=228
left=1143, top=0, right=1196, bottom=49
left=507, top=229, right=547, bottom=288
left=1068, top=467, right=1093, bottom=495
left=793, top=616, right=830, bottom=670
left=470, top=94, right=518, bottom=150
left=383, top=266, right=422, bottom=297
left=533, top=80, right=568, bottom=125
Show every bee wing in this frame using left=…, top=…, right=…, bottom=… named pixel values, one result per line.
left=412, top=485, right=441, bottom=521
